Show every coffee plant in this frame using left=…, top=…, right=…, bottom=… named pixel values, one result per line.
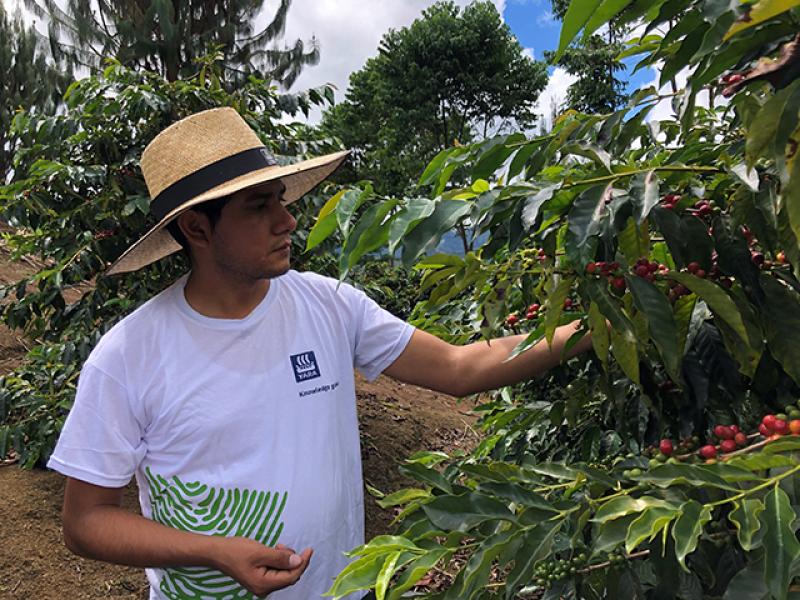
left=313, top=1, right=800, bottom=598
left=0, top=55, right=344, bottom=467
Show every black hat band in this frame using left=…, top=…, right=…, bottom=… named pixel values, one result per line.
left=150, top=146, right=278, bottom=221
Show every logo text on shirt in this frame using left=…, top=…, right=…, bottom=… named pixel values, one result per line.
left=290, top=351, right=321, bottom=383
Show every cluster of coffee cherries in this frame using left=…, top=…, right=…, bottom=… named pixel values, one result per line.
left=516, top=247, right=550, bottom=270
left=690, top=198, right=717, bottom=219
left=660, top=193, right=681, bottom=210
left=697, top=424, right=748, bottom=460
left=739, top=226, right=789, bottom=270
left=665, top=261, right=709, bottom=301
left=660, top=194, right=719, bottom=219
left=622, top=439, right=682, bottom=478
left=721, top=73, right=745, bottom=86
left=698, top=407, right=800, bottom=461
left=94, top=228, right=117, bottom=240
left=585, top=261, right=626, bottom=292
left=533, top=553, right=589, bottom=586
left=512, top=302, right=542, bottom=324
left=759, top=413, right=800, bottom=438
left=506, top=302, right=542, bottom=327
left=632, top=258, right=666, bottom=282
left=505, top=297, right=577, bottom=328
left=722, top=72, right=747, bottom=98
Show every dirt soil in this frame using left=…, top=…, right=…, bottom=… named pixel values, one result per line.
left=0, top=244, right=482, bottom=599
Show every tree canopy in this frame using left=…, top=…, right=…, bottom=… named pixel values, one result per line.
left=545, top=0, right=628, bottom=114
left=24, top=0, right=319, bottom=86
left=0, top=3, right=68, bottom=182
left=321, top=0, right=548, bottom=195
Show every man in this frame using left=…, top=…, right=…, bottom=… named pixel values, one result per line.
left=47, top=107, right=591, bottom=599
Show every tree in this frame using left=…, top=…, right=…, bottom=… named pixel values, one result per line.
left=545, top=0, right=628, bottom=114
left=24, top=0, right=319, bottom=86
left=321, top=0, right=548, bottom=197
left=0, top=3, right=68, bottom=182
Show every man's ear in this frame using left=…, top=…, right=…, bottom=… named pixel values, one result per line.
left=177, top=210, right=213, bottom=251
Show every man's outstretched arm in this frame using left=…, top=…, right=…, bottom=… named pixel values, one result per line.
left=383, top=322, right=592, bottom=397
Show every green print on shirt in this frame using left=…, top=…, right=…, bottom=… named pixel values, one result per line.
left=144, top=468, right=288, bottom=600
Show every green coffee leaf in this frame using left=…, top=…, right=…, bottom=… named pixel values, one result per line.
left=625, top=506, right=678, bottom=554
left=594, top=513, right=637, bottom=555
left=504, top=522, right=562, bottom=599
left=375, top=551, right=401, bottom=600
left=669, top=272, right=749, bottom=343
left=729, top=499, right=765, bottom=552
left=307, top=189, right=346, bottom=251
left=593, top=495, right=674, bottom=524
left=588, top=301, right=610, bottom=365
left=556, top=0, right=604, bottom=60
left=401, top=200, right=471, bottom=266
left=761, top=274, right=800, bottom=386
left=325, top=553, right=389, bottom=598
left=387, top=547, right=451, bottom=600
left=611, top=325, right=640, bottom=384
left=421, top=492, right=515, bottom=532
left=722, top=558, right=769, bottom=600
left=544, top=277, right=573, bottom=345
left=336, top=187, right=369, bottom=237
left=618, top=216, right=649, bottom=264
left=632, top=463, right=735, bottom=490
left=628, top=275, right=681, bottom=380
left=444, top=528, right=521, bottom=599
left=388, top=197, right=436, bottom=253
left=565, top=183, right=612, bottom=268
left=763, top=486, right=800, bottom=600
left=672, top=500, right=712, bottom=571
left=725, top=0, right=800, bottom=40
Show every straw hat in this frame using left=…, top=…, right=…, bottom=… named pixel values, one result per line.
left=105, top=107, right=349, bottom=275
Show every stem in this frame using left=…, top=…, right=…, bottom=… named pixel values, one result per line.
left=564, top=166, right=721, bottom=189
left=587, top=485, right=642, bottom=506
left=707, top=463, right=800, bottom=508
left=533, top=481, right=574, bottom=494
left=577, top=549, right=650, bottom=574
left=719, top=436, right=770, bottom=460
left=481, top=550, right=651, bottom=591
left=505, top=133, right=557, bottom=148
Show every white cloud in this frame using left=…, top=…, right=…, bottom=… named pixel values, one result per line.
left=522, top=47, right=535, bottom=60
left=643, top=63, right=728, bottom=126
left=536, top=10, right=557, bottom=28
left=273, top=0, right=506, bottom=123
left=533, top=67, right=577, bottom=132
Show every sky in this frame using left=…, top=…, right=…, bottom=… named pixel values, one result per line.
left=5, top=0, right=664, bottom=126
left=277, top=0, right=658, bottom=126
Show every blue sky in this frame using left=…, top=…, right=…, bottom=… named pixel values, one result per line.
left=503, top=0, right=657, bottom=96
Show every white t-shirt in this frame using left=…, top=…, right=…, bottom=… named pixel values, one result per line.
left=47, top=269, right=415, bottom=600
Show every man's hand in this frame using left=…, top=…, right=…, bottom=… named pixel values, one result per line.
left=62, top=477, right=314, bottom=597
left=214, top=539, right=313, bottom=597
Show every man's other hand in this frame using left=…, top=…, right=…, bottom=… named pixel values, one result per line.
left=215, top=537, right=314, bottom=597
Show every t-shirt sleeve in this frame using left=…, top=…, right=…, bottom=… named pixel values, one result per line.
left=46, top=362, right=146, bottom=488
left=339, top=283, right=415, bottom=382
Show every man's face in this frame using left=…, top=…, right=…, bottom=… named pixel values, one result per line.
left=205, top=179, right=297, bottom=281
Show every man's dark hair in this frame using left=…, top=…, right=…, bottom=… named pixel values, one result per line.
left=165, top=195, right=231, bottom=255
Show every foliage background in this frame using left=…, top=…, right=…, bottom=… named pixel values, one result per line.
left=2, top=0, right=800, bottom=598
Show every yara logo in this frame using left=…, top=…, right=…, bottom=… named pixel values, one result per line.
left=290, top=351, right=321, bottom=383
